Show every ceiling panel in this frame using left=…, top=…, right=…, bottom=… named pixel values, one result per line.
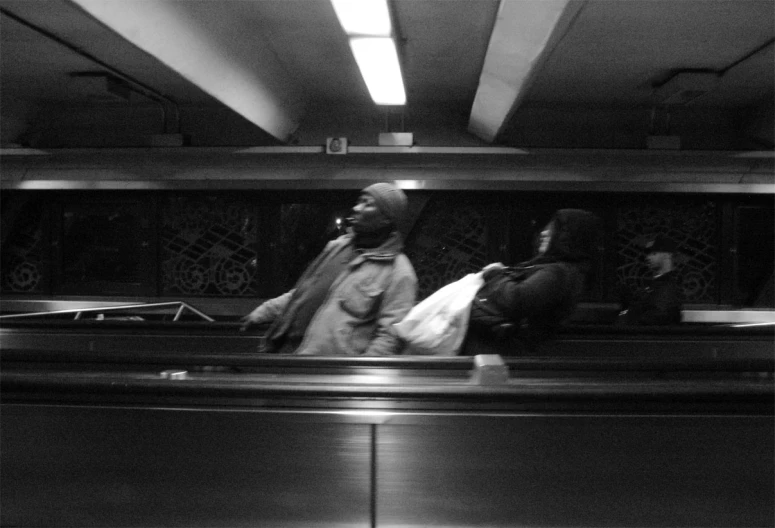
left=524, top=0, right=775, bottom=108
left=394, top=0, right=498, bottom=103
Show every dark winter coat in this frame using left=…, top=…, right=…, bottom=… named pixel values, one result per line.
left=621, top=270, right=682, bottom=325
left=464, top=209, right=601, bottom=355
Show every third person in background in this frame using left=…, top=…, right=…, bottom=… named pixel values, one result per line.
left=617, top=234, right=683, bottom=325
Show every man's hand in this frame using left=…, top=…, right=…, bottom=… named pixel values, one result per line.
left=240, top=308, right=264, bottom=331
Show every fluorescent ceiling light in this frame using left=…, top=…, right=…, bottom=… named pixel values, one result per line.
left=331, top=0, right=392, bottom=36
left=331, top=0, right=406, bottom=106
left=349, top=37, right=406, bottom=105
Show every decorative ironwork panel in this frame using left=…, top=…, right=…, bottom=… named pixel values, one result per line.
left=0, top=201, right=46, bottom=293
left=277, top=203, right=350, bottom=291
left=615, top=200, right=718, bottom=303
left=162, top=196, right=258, bottom=296
left=405, top=199, right=490, bottom=300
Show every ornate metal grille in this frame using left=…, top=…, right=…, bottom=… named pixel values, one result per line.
left=0, top=202, right=46, bottom=293
left=615, top=200, right=718, bottom=303
left=405, top=199, right=489, bottom=299
left=278, top=203, right=350, bottom=291
left=161, top=196, right=258, bottom=296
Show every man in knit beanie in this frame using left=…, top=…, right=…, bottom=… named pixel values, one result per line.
left=348, top=182, right=408, bottom=237
left=360, top=182, right=408, bottom=228
left=242, top=182, right=417, bottom=356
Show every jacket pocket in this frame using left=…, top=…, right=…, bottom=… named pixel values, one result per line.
left=340, top=281, right=384, bottom=318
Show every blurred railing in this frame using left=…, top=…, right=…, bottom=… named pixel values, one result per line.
left=0, top=301, right=214, bottom=322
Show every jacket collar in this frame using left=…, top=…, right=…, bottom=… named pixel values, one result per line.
left=344, top=229, right=404, bottom=263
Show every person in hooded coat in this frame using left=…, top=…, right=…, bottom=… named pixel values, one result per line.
left=241, top=183, right=417, bottom=356
left=463, top=209, right=602, bottom=356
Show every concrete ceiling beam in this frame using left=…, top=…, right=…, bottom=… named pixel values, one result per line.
left=71, top=0, right=305, bottom=142
left=468, top=0, right=583, bottom=143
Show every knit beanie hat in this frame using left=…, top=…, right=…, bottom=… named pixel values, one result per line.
left=362, top=182, right=408, bottom=225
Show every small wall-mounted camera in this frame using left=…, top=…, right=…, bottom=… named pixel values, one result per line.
left=326, top=137, right=348, bottom=155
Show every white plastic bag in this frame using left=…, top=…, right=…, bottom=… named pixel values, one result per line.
left=393, top=272, right=484, bottom=356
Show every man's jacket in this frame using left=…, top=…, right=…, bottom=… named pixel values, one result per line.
left=256, top=231, right=417, bottom=355
left=624, top=270, right=683, bottom=325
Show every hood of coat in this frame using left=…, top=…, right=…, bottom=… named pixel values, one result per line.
left=540, top=209, right=602, bottom=264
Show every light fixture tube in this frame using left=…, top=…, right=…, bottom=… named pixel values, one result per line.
left=349, top=37, right=406, bottom=106
left=331, top=0, right=406, bottom=106
left=331, top=0, right=392, bottom=36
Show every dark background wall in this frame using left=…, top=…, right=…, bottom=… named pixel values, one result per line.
left=2, top=187, right=772, bottom=316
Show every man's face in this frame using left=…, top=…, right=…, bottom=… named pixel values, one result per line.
left=646, top=251, right=669, bottom=270
left=350, top=193, right=390, bottom=233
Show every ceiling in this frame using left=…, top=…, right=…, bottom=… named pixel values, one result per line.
left=0, top=0, right=773, bottom=150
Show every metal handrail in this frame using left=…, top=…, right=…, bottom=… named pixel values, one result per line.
left=0, top=301, right=214, bottom=322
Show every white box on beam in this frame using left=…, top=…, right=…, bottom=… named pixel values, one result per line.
left=378, top=132, right=413, bottom=146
